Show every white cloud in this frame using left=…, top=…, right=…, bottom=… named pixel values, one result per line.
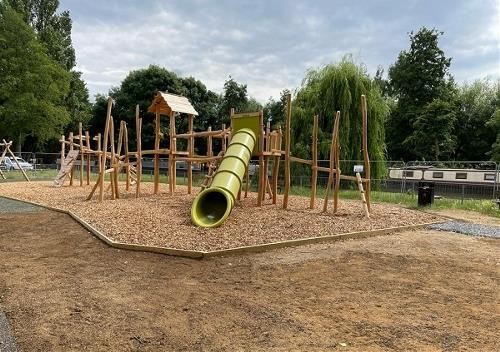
left=63, top=0, right=499, bottom=103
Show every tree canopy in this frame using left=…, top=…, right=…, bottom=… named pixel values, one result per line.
left=386, top=27, right=454, bottom=161
left=90, top=65, right=222, bottom=152
left=453, top=79, right=499, bottom=161
left=292, top=58, right=389, bottom=178
left=0, top=6, right=70, bottom=149
left=4, top=0, right=91, bottom=140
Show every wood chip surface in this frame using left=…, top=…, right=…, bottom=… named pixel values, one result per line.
left=0, top=181, right=443, bottom=251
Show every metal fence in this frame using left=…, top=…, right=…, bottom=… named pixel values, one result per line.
left=1, top=152, right=499, bottom=201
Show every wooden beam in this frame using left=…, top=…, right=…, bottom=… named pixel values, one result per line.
left=356, top=172, right=370, bottom=218
left=187, top=114, right=194, bottom=194
left=333, top=110, right=341, bottom=213
left=361, top=95, right=371, bottom=212
left=169, top=110, right=176, bottom=194
left=257, top=110, right=265, bottom=206
left=135, top=105, right=142, bottom=198
left=98, top=98, right=112, bottom=202
left=289, top=156, right=312, bottom=165
left=79, top=122, right=83, bottom=186
left=271, top=126, right=282, bottom=204
left=323, top=111, right=340, bottom=213
left=310, top=115, right=318, bottom=209
left=85, top=130, right=91, bottom=185
left=154, top=105, right=161, bottom=194
left=283, top=93, right=292, bottom=209
left=69, top=132, right=74, bottom=186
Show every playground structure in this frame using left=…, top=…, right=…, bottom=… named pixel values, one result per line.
left=0, top=139, right=30, bottom=181
left=55, top=122, right=104, bottom=188
left=57, top=91, right=372, bottom=227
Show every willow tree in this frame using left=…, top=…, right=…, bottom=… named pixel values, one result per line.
left=292, top=59, right=388, bottom=179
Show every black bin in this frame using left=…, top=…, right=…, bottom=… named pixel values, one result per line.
left=418, top=181, right=435, bottom=207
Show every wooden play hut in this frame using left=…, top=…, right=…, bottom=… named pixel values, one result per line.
left=147, top=91, right=199, bottom=195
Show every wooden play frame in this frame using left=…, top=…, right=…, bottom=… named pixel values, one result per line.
left=66, top=91, right=375, bottom=220
left=0, top=194, right=445, bottom=259
left=0, top=140, right=30, bottom=181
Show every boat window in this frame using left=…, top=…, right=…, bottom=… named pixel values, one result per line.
left=484, top=173, right=495, bottom=181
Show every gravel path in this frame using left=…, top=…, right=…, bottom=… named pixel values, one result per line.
left=428, top=221, right=500, bottom=238
left=0, top=312, right=17, bottom=352
left=0, top=197, right=42, bottom=213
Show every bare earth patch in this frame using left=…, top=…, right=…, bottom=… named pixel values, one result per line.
left=0, top=181, right=442, bottom=251
left=0, top=210, right=498, bottom=351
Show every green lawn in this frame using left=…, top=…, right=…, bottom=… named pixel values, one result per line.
left=2, top=169, right=498, bottom=218
left=289, top=186, right=499, bottom=218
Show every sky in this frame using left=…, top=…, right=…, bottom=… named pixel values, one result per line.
left=60, top=0, right=500, bottom=103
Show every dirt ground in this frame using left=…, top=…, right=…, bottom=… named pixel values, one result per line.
left=0, top=208, right=498, bottom=351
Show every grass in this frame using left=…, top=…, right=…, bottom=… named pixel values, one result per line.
left=2, top=169, right=498, bottom=218
left=289, top=185, right=500, bottom=218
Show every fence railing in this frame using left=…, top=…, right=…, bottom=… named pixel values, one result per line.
left=2, top=153, right=499, bottom=201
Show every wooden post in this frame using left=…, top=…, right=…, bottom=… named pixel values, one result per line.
left=356, top=172, right=370, bottom=218
left=310, top=115, right=318, bottom=209
left=169, top=111, right=176, bottom=194
left=153, top=104, right=161, bottom=194
left=85, top=131, right=91, bottom=185
left=221, top=123, right=227, bottom=153
left=257, top=110, right=265, bottom=206
left=187, top=114, right=194, bottom=194
left=333, top=112, right=341, bottom=213
left=69, top=132, right=74, bottom=186
left=60, top=134, right=65, bottom=170
left=244, top=165, right=250, bottom=198
left=261, top=121, right=271, bottom=202
left=98, top=98, right=112, bottom=201
left=283, top=93, right=292, bottom=209
left=97, top=133, right=102, bottom=174
left=124, top=122, right=130, bottom=191
left=135, top=105, right=142, bottom=198
left=78, top=122, right=83, bottom=186
left=0, top=144, right=8, bottom=180
left=361, top=95, right=371, bottom=212
left=2, top=140, right=30, bottom=181
left=110, top=117, right=119, bottom=199
left=323, top=111, right=340, bottom=213
left=271, top=126, right=282, bottom=204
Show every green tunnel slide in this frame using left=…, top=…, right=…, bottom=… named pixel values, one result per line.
left=191, top=127, right=256, bottom=228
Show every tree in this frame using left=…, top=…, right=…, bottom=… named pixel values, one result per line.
left=387, top=27, right=454, bottom=160
left=0, top=6, right=70, bottom=151
left=486, top=86, right=500, bottom=162
left=293, top=58, right=389, bottom=179
left=90, top=65, right=221, bottom=152
left=218, top=76, right=248, bottom=123
left=263, top=89, right=289, bottom=128
left=4, top=0, right=75, bottom=70
left=65, top=71, right=92, bottom=131
left=6, top=0, right=91, bottom=141
left=454, top=79, right=499, bottom=160
left=405, top=99, right=456, bottom=161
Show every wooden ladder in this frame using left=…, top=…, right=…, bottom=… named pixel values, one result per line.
left=53, top=150, right=80, bottom=187
left=129, top=165, right=138, bottom=185
left=200, top=151, right=224, bottom=190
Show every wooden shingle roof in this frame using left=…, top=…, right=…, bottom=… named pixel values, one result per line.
left=147, top=91, right=198, bottom=116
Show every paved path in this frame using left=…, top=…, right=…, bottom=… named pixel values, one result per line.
left=0, top=312, right=17, bottom=352
left=0, top=197, right=42, bottom=213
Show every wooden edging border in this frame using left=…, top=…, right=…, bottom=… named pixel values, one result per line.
left=0, top=195, right=446, bottom=259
